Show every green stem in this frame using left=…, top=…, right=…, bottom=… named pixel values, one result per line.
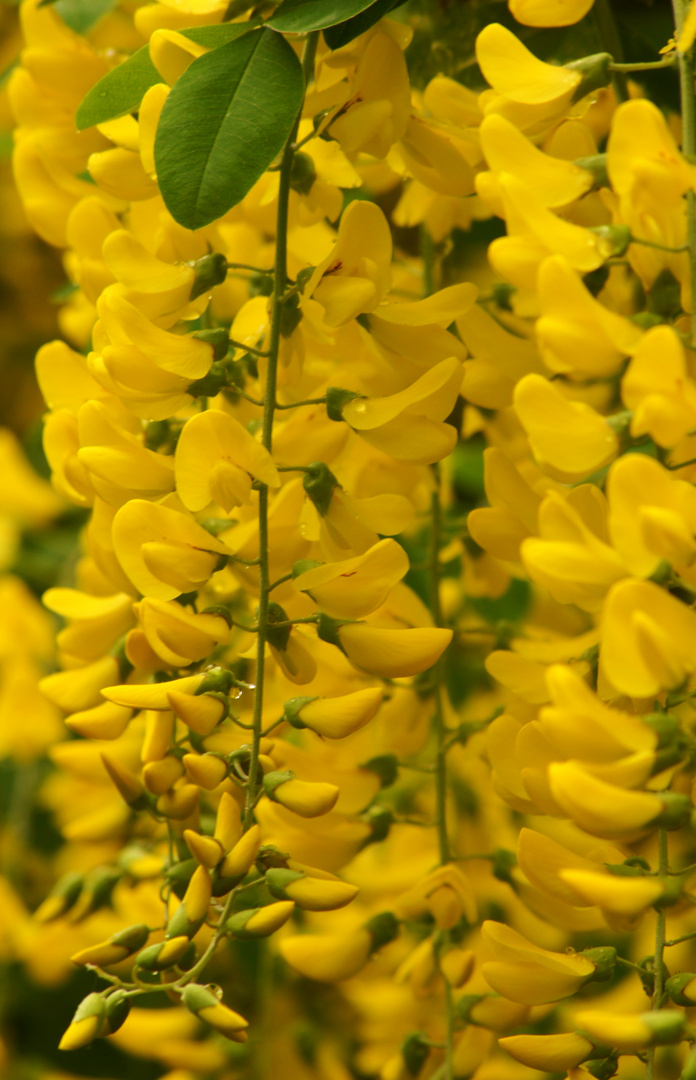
left=646, top=829, right=669, bottom=1080
left=594, top=0, right=629, bottom=102
left=610, top=57, right=677, bottom=72
left=673, top=0, right=696, bottom=348
left=243, top=30, right=319, bottom=831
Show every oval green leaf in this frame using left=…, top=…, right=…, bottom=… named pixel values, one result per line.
left=323, top=0, right=407, bottom=49
left=154, top=28, right=304, bottom=231
left=75, top=20, right=262, bottom=132
left=268, top=0, right=381, bottom=33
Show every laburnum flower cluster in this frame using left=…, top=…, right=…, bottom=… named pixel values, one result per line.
left=8, top=0, right=696, bottom=1077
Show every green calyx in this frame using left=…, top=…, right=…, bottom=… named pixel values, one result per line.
left=361, top=754, right=399, bottom=788
left=574, top=153, right=608, bottom=188
left=196, top=667, right=235, bottom=695
left=364, top=910, right=400, bottom=951
left=283, top=695, right=317, bottom=728
left=401, top=1031, right=431, bottom=1077
left=325, top=386, right=362, bottom=422
left=590, top=224, right=632, bottom=257
left=267, top=602, right=292, bottom=651
left=665, top=971, right=696, bottom=1006
left=289, top=151, right=317, bottom=195
left=265, top=867, right=305, bottom=899
left=566, top=52, right=612, bottom=103
left=583, top=946, right=617, bottom=983
left=652, top=791, right=691, bottom=830
left=192, top=326, right=230, bottom=361
left=181, top=983, right=220, bottom=1014
left=263, top=769, right=296, bottom=799
left=188, top=360, right=228, bottom=399
left=316, top=612, right=346, bottom=649
left=110, top=923, right=150, bottom=954
left=302, top=461, right=339, bottom=517
left=190, top=252, right=228, bottom=300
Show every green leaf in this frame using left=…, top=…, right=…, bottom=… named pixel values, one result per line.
left=76, top=45, right=160, bottom=131
left=268, top=0, right=382, bottom=34
left=53, top=0, right=116, bottom=33
left=75, top=20, right=262, bottom=132
left=323, top=0, right=406, bottom=49
left=155, top=28, right=304, bottom=231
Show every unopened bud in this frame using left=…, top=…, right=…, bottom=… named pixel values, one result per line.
left=190, top=252, right=228, bottom=300
left=224, top=900, right=295, bottom=939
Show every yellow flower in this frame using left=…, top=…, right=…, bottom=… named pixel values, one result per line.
left=509, top=0, right=595, bottom=26
left=111, top=500, right=232, bottom=600
left=514, top=373, right=618, bottom=476
left=149, top=29, right=208, bottom=86
left=621, top=325, right=696, bottom=448
left=607, top=452, right=696, bottom=578
left=137, top=598, right=230, bottom=667
left=467, top=447, right=543, bottom=561
left=477, top=115, right=594, bottom=214
left=476, top=23, right=583, bottom=106
left=304, top=200, right=392, bottom=327
left=547, top=760, right=678, bottom=838
left=536, top=255, right=642, bottom=377
left=43, top=587, right=135, bottom=663
left=280, top=911, right=399, bottom=983
left=600, top=578, right=696, bottom=696
left=575, top=1010, right=685, bottom=1051
left=328, top=31, right=411, bottom=159
left=338, top=356, right=463, bottom=465
left=539, top=664, right=656, bottom=762
left=395, top=864, right=477, bottom=929
left=480, top=920, right=598, bottom=1004
left=488, top=173, right=604, bottom=289
left=324, top=620, right=453, bottom=678
left=499, top=1033, right=593, bottom=1071
left=175, top=409, right=279, bottom=513
left=284, top=687, right=384, bottom=739
left=263, top=770, right=340, bottom=818
left=521, top=489, right=626, bottom=611
left=293, top=538, right=409, bottom=619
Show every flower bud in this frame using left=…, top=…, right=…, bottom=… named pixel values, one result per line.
left=168, top=689, right=229, bottom=737
left=184, top=828, right=224, bottom=869
left=103, top=989, right=131, bottom=1035
left=283, top=687, right=383, bottom=739
left=59, top=993, right=106, bottom=1051
left=280, top=911, right=399, bottom=983
left=263, top=770, right=339, bottom=817
left=71, top=923, right=150, bottom=968
left=156, top=783, right=199, bottom=820
left=181, top=983, right=248, bottom=1041
left=165, top=865, right=211, bottom=939
left=224, top=901, right=295, bottom=939
left=135, top=935, right=191, bottom=971
left=190, top=252, right=228, bottom=300
left=499, top=1033, right=594, bottom=1071
left=214, top=790, right=243, bottom=851
left=265, top=867, right=359, bottom=911
left=142, top=756, right=185, bottom=795
left=183, top=752, right=228, bottom=790
left=215, top=824, right=262, bottom=893
left=101, top=753, right=151, bottom=811
left=34, top=871, right=83, bottom=923
left=575, top=1009, right=686, bottom=1050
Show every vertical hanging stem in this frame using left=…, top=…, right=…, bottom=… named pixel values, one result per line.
left=646, top=829, right=668, bottom=1079
left=673, top=0, right=696, bottom=347
left=244, top=31, right=319, bottom=829
left=423, top=229, right=454, bottom=1080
